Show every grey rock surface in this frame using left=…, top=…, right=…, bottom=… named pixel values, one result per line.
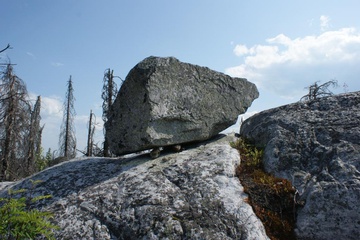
left=106, top=56, right=258, bottom=155
left=240, top=91, right=360, bottom=240
left=0, top=135, right=269, bottom=240
left=0, top=181, right=14, bottom=192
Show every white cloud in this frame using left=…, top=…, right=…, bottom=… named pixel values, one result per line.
left=26, top=52, right=36, bottom=59
left=74, top=112, right=105, bottom=153
left=320, top=15, right=331, bottom=31
left=222, top=111, right=258, bottom=134
left=27, top=93, right=63, bottom=119
left=27, top=93, right=105, bottom=156
left=226, top=27, right=360, bottom=99
left=244, top=45, right=281, bottom=68
left=75, top=115, right=90, bottom=124
left=41, top=95, right=63, bottom=118
left=39, top=95, right=63, bottom=152
left=51, top=62, right=64, bottom=67
left=233, top=44, right=249, bottom=56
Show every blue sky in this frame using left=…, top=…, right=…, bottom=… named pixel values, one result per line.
left=1, top=0, right=360, bottom=155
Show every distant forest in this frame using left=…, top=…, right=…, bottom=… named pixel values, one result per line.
left=0, top=44, right=121, bottom=181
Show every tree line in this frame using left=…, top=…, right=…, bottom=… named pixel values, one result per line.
left=0, top=45, right=121, bottom=181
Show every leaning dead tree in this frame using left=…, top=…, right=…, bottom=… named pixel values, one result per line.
left=58, top=76, right=77, bottom=159
left=0, top=64, right=32, bottom=180
left=101, top=69, right=119, bottom=157
left=300, top=80, right=338, bottom=103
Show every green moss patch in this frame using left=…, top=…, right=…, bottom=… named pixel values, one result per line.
left=231, top=138, right=297, bottom=240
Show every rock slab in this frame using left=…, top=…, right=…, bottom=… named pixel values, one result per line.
left=0, top=135, right=269, bottom=240
left=106, top=56, right=258, bottom=155
left=240, top=91, right=360, bottom=240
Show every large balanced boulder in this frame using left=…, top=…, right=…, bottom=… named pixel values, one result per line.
left=240, top=91, right=360, bottom=240
left=106, top=56, right=258, bottom=155
left=0, top=135, right=269, bottom=240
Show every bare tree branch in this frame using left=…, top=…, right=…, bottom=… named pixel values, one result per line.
left=300, top=80, right=338, bottom=103
left=0, top=44, right=12, bottom=54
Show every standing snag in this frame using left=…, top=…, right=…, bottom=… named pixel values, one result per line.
left=58, top=76, right=77, bottom=160
left=26, top=95, right=44, bottom=175
left=86, top=110, right=96, bottom=157
left=0, top=64, right=32, bottom=180
left=101, top=69, right=119, bottom=157
left=0, top=48, right=44, bottom=179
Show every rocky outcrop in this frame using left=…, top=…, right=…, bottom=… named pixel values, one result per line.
left=106, top=56, right=258, bottom=155
left=240, top=91, right=360, bottom=240
left=0, top=135, right=269, bottom=240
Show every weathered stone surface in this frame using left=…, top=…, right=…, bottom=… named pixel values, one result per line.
left=240, top=91, right=360, bottom=240
left=0, top=181, right=13, bottom=192
left=0, top=135, right=269, bottom=240
left=106, top=56, right=258, bottom=155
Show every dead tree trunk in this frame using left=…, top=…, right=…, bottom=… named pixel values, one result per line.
left=59, top=76, right=76, bottom=159
left=102, top=69, right=119, bottom=157
left=0, top=64, right=31, bottom=180
left=86, top=110, right=95, bottom=157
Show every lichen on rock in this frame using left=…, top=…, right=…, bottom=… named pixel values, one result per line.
left=240, top=91, right=360, bottom=240
left=105, top=56, right=259, bottom=155
left=0, top=135, right=269, bottom=240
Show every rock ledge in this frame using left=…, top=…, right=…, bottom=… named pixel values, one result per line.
left=241, top=91, right=360, bottom=240
left=0, top=135, right=269, bottom=240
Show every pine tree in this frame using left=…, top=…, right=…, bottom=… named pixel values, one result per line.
left=45, top=148, right=52, bottom=162
left=58, top=76, right=76, bottom=159
left=101, top=69, right=118, bottom=157
left=0, top=64, right=32, bottom=181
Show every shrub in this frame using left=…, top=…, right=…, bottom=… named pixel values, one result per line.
left=0, top=180, right=58, bottom=239
left=231, top=137, right=264, bottom=168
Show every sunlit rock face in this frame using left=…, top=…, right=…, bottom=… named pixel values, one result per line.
left=241, top=91, right=360, bottom=240
left=0, top=135, right=269, bottom=240
left=106, top=56, right=258, bottom=155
